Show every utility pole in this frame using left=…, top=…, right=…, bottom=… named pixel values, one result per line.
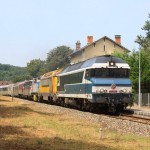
left=138, top=48, right=141, bottom=108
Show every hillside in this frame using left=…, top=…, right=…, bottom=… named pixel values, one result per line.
left=0, top=63, right=31, bottom=83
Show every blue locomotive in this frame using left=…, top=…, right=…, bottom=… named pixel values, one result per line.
left=57, top=55, right=132, bottom=113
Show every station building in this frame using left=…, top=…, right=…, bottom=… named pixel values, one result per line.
left=70, top=35, right=130, bottom=64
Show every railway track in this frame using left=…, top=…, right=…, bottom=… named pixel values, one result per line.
left=110, top=114, right=150, bottom=125
left=2, top=96, right=150, bottom=125
left=24, top=97, right=150, bottom=125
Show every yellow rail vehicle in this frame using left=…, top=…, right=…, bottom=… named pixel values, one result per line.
left=39, top=69, right=62, bottom=103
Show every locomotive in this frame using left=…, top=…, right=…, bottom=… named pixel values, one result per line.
left=0, top=55, right=132, bottom=113
left=56, top=55, right=132, bottom=113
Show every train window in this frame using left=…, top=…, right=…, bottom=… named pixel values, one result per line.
left=87, top=68, right=129, bottom=78
left=58, top=71, right=84, bottom=91
left=24, top=81, right=32, bottom=87
left=34, top=79, right=37, bottom=83
left=57, top=76, right=60, bottom=86
left=41, top=78, right=50, bottom=86
left=85, top=69, right=89, bottom=78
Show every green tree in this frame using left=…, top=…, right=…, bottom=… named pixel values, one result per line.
left=135, top=13, right=150, bottom=92
left=46, top=45, right=73, bottom=71
left=27, top=59, right=46, bottom=78
left=113, top=49, right=150, bottom=93
left=113, top=51, right=138, bottom=90
left=0, top=63, right=30, bottom=82
left=13, top=74, right=31, bottom=83
left=114, top=14, right=150, bottom=94
left=136, top=14, right=150, bottom=50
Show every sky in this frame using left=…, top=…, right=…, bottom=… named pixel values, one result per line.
left=0, top=0, right=149, bottom=67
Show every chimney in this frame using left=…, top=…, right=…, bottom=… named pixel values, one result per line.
left=76, top=40, right=81, bottom=50
left=87, top=36, right=93, bottom=44
left=115, top=35, right=121, bottom=44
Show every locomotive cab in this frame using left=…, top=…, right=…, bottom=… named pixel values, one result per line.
left=84, top=64, right=132, bottom=113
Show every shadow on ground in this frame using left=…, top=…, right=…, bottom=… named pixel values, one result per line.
left=0, top=99, right=12, bottom=102
left=0, top=105, right=35, bottom=118
left=0, top=130, right=114, bottom=150
left=0, top=104, right=59, bottom=119
left=0, top=125, right=27, bottom=139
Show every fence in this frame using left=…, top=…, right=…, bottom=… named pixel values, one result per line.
left=136, top=93, right=150, bottom=106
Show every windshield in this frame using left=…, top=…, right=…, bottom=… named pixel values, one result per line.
left=85, top=68, right=129, bottom=78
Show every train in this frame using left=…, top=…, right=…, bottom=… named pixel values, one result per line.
left=0, top=55, right=133, bottom=113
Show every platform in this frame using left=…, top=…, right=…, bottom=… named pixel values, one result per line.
left=127, top=105, right=150, bottom=117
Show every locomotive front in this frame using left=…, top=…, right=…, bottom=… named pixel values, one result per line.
left=85, top=56, right=132, bottom=113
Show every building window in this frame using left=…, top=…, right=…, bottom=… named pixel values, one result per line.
left=82, top=50, right=85, bottom=57
left=93, top=43, right=96, bottom=47
left=104, top=45, right=105, bottom=51
left=114, top=43, right=116, bottom=48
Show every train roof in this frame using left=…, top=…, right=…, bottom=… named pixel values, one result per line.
left=60, top=55, right=129, bottom=75
left=41, top=68, right=63, bottom=79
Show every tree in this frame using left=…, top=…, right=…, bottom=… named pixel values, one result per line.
left=136, top=14, right=150, bottom=50
left=114, top=14, right=150, bottom=94
left=113, top=48, right=150, bottom=93
left=13, top=74, right=31, bottom=83
left=27, top=59, right=46, bottom=78
left=46, top=45, right=73, bottom=71
left=135, top=13, right=150, bottom=92
left=113, top=51, right=138, bottom=90
left=0, top=63, right=31, bottom=82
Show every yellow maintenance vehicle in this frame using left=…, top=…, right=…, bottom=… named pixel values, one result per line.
left=38, top=69, right=63, bottom=103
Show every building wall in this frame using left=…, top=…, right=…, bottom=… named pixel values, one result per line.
left=71, top=38, right=126, bottom=64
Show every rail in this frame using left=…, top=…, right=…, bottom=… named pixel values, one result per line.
left=110, top=114, right=150, bottom=125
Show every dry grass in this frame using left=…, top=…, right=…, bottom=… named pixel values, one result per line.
left=0, top=96, right=150, bottom=150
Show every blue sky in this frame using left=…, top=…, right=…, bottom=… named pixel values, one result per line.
left=0, top=0, right=149, bottom=67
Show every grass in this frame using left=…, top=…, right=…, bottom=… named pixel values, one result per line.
left=0, top=96, right=150, bottom=150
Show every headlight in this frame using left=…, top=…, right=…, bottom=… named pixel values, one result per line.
left=119, top=89, right=127, bottom=93
left=119, top=90, right=123, bottom=93
left=99, top=88, right=104, bottom=93
left=123, top=89, right=127, bottom=93
left=100, top=88, right=107, bottom=93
